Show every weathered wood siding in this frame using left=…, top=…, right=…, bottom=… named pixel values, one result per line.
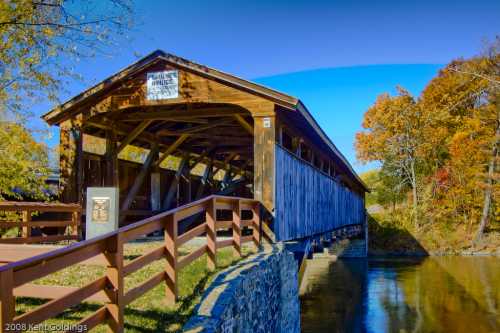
left=275, top=145, right=365, bottom=241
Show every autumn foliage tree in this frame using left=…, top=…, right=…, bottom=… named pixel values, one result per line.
left=356, top=87, right=429, bottom=228
left=357, top=38, right=499, bottom=246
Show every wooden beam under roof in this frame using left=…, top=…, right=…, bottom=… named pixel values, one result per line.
left=119, top=106, right=247, bottom=121
left=84, top=118, right=252, bottom=176
left=155, top=118, right=234, bottom=136
left=233, top=115, right=253, bottom=135
left=122, top=117, right=209, bottom=124
left=115, top=120, right=153, bottom=155
left=177, top=118, right=234, bottom=134
left=154, top=134, right=190, bottom=167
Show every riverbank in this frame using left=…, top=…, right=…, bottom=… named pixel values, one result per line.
left=368, top=213, right=500, bottom=257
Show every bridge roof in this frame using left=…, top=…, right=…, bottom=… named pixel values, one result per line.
left=42, top=50, right=367, bottom=192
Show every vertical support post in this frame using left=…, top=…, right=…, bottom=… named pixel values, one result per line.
left=292, top=137, right=301, bottom=157
left=162, top=155, right=189, bottom=210
left=0, top=269, right=14, bottom=333
left=150, top=173, right=161, bottom=212
left=105, top=129, right=119, bottom=187
left=184, top=173, right=192, bottom=205
left=232, top=200, right=242, bottom=258
left=365, top=211, right=369, bottom=257
left=59, top=121, right=78, bottom=203
left=73, top=127, right=84, bottom=204
left=251, top=203, right=261, bottom=249
left=164, top=214, right=178, bottom=304
left=206, top=198, right=217, bottom=270
left=253, top=114, right=276, bottom=216
left=21, top=209, right=31, bottom=239
left=105, top=233, right=124, bottom=333
left=72, top=209, right=81, bottom=239
left=120, top=143, right=159, bottom=217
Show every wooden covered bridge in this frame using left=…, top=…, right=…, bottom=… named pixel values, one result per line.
left=43, top=50, right=367, bottom=241
left=0, top=51, right=368, bottom=332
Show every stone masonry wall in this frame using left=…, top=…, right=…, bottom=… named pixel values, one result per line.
left=183, top=244, right=300, bottom=333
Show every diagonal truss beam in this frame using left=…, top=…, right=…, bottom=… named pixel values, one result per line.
left=154, top=134, right=190, bottom=168
left=116, top=120, right=153, bottom=155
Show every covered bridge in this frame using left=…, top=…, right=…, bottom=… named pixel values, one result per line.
left=42, top=50, right=367, bottom=241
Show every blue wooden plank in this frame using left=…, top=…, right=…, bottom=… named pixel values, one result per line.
left=274, top=145, right=365, bottom=241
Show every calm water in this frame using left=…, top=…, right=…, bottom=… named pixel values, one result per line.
left=300, top=257, right=500, bottom=333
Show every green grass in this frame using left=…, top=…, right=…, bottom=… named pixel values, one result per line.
left=15, top=241, right=254, bottom=332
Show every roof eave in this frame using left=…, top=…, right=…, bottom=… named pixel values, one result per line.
left=42, top=50, right=299, bottom=125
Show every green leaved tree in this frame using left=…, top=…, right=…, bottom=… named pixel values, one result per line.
left=0, top=122, right=49, bottom=199
left=0, top=0, right=133, bottom=200
left=0, top=0, right=133, bottom=120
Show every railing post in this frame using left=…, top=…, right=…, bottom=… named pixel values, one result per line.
left=22, top=209, right=31, bottom=240
left=232, top=200, right=242, bottom=258
left=206, top=198, right=217, bottom=270
left=72, top=209, right=81, bottom=240
left=0, top=269, right=14, bottom=333
left=105, top=233, right=124, bottom=333
left=252, top=203, right=261, bottom=249
left=164, top=214, right=178, bottom=305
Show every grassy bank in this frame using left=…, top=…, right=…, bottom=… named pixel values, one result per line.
left=368, top=213, right=500, bottom=256
left=16, top=241, right=254, bottom=332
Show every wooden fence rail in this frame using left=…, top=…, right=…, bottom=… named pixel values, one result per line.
left=0, top=202, right=81, bottom=244
left=0, top=195, right=262, bottom=333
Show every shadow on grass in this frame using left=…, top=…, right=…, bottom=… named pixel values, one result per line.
left=15, top=252, right=255, bottom=333
left=368, top=214, right=428, bottom=256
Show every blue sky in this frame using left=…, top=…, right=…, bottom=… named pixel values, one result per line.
left=36, top=0, right=500, bottom=172
left=255, top=64, right=441, bottom=172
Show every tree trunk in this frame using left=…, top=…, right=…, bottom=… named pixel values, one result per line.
left=474, top=120, right=499, bottom=245
left=410, top=160, right=419, bottom=229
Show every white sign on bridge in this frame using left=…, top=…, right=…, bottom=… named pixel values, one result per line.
left=146, top=70, right=179, bottom=100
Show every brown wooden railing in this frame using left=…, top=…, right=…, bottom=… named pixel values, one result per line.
left=0, top=195, right=263, bottom=333
left=0, top=202, right=81, bottom=244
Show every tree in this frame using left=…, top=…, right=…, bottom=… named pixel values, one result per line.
left=0, top=0, right=133, bottom=120
left=0, top=122, right=49, bottom=199
left=420, top=39, right=499, bottom=244
left=360, top=168, right=405, bottom=210
left=360, top=38, right=499, bottom=248
left=356, top=87, right=428, bottom=228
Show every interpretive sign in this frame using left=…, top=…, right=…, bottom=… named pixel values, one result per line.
left=147, top=70, right=179, bottom=100
left=86, top=187, right=119, bottom=239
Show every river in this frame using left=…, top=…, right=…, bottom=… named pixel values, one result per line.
left=300, top=256, right=500, bottom=333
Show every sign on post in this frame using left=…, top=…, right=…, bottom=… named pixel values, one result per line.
left=86, top=187, right=119, bottom=239
left=146, top=70, right=179, bottom=100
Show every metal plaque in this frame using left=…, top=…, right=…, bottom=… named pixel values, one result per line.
left=146, top=70, right=179, bottom=100
left=91, top=197, right=110, bottom=223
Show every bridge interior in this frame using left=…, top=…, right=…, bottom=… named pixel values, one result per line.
left=80, top=102, right=255, bottom=224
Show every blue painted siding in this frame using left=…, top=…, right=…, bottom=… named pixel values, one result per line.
left=275, top=145, right=365, bottom=241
